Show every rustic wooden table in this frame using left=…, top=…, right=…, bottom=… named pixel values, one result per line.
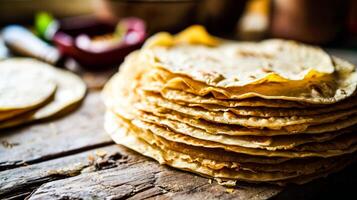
left=0, top=49, right=356, bottom=200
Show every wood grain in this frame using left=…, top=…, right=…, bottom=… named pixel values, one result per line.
left=0, top=145, right=135, bottom=199
left=24, top=146, right=281, bottom=200
left=0, top=142, right=282, bottom=200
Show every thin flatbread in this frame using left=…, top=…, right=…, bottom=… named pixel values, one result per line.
left=0, top=59, right=86, bottom=129
left=141, top=56, right=357, bottom=104
left=136, top=111, right=352, bottom=150
left=143, top=26, right=335, bottom=86
left=104, top=111, right=356, bottom=184
left=137, top=92, right=357, bottom=130
left=131, top=118, right=357, bottom=158
left=143, top=88, right=316, bottom=108
left=139, top=26, right=357, bottom=103
left=143, top=90, right=357, bottom=117
left=0, top=58, right=56, bottom=113
left=134, top=100, right=357, bottom=136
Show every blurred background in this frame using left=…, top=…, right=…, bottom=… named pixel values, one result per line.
left=0, top=0, right=356, bottom=72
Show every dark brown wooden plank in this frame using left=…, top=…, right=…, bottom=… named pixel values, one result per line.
left=0, top=92, right=113, bottom=170
left=0, top=143, right=282, bottom=200
left=0, top=145, right=137, bottom=199
left=22, top=146, right=281, bottom=200
left=18, top=145, right=357, bottom=200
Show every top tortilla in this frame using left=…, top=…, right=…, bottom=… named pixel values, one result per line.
left=0, top=59, right=56, bottom=111
left=143, top=25, right=335, bottom=86
left=140, top=26, right=357, bottom=104
left=142, top=88, right=313, bottom=108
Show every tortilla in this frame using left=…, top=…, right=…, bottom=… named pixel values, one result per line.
left=143, top=26, right=335, bottom=86
left=105, top=116, right=299, bottom=182
left=131, top=118, right=357, bottom=158
left=144, top=90, right=357, bottom=117
left=137, top=111, right=352, bottom=150
left=141, top=56, right=357, bottom=104
left=109, top=110, right=357, bottom=171
left=104, top=111, right=356, bottom=184
left=136, top=92, right=357, bottom=130
left=143, top=89, right=314, bottom=108
left=0, top=58, right=57, bottom=112
left=139, top=26, right=357, bottom=104
left=0, top=59, right=86, bottom=129
left=0, top=110, right=24, bottom=121
left=103, top=85, right=357, bottom=158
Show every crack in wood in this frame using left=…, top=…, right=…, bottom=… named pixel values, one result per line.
left=0, top=145, right=134, bottom=200
left=0, top=141, right=115, bottom=171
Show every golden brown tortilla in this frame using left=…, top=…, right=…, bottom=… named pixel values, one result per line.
left=0, top=59, right=86, bottom=129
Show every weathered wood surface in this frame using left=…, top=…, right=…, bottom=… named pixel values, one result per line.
left=28, top=161, right=280, bottom=200
left=2, top=143, right=355, bottom=200
left=0, top=145, right=134, bottom=199
left=0, top=144, right=281, bottom=200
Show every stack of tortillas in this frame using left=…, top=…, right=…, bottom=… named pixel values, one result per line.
left=0, top=58, right=86, bottom=129
left=103, top=26, right=357, bottom=185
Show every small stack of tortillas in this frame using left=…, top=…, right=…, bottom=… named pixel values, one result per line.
left=0, top=58, right=86, bottom=129
left=103, top=26, right=357, bottom=185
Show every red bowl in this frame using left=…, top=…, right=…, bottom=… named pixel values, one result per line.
left=53, top=16, right=146, bottom=69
